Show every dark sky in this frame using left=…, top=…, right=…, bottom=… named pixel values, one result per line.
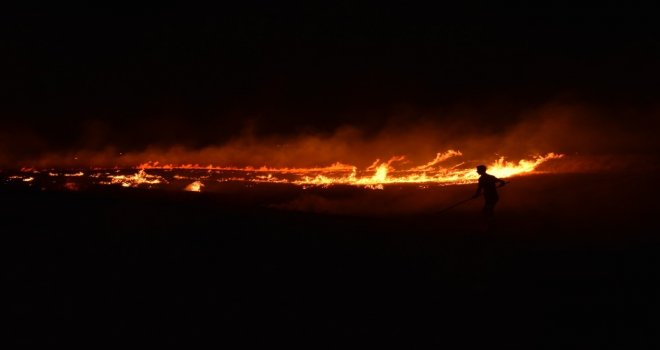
left=2, top=3, right=660, bottom=153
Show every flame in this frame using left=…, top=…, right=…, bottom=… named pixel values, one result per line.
left=5, top=151, right=564, bottom=191
left=102, top=169, right=164, bottom=188
left=64, top=171, right=84, bottom=177
left=184, top=181, right=204, bottom=192
left=135, top=151, right=563, bottom=188
left=136, top=161, right=356, bottom=174
left=288, top=152, right=563, bottom=187
left=8, top=175, right=34, bottom=182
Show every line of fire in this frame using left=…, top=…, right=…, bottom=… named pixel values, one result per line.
left=2, top=151, right=563, bottom=192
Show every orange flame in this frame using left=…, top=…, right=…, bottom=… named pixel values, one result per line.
left=184, top=181, right=204, bottom=192
left=102, top=169, right=164, bottom=188
left=5, top=150, right=563, bottom=191
left=132, top=151, right=563, bottom=188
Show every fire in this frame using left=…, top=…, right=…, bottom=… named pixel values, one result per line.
left=64, top=171, right=84, bottom=177
left=136, top=161, right=356, bottom=174
left=135, top=151, right=563, bottom=188
left=288, top=152, right=563, bottom=187
left=3, top=150, right=564, bottom=191
left=8, top=175, right=34, bottom=182
left=184, top=181, right=204, bottom=192
left=102, top=169, right=164, bottom=188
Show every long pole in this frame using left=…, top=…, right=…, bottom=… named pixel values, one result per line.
left=436, top=180, right=510, bottom=215
left=435, top=197, right=477, bottom=215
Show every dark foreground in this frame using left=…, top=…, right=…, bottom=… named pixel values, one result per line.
left=3, top=172, right=660, bottom=347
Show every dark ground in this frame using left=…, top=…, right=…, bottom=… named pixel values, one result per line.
left=3, top=171, right=660, bottom=347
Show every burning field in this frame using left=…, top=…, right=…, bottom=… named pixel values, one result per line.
left=1, top=105, right=628, bottom=209
left=4, top=147, right=659, bottom=346
left=2, top=106, right=654, bottom=218
left=4, top=112, right=660, bottom=347
left=5, top=5, right=660, bottom=346
left=3, top=151, right=562, bottom=190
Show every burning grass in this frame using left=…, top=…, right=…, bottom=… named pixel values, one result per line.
left=2, top=151, right=563, bottom=192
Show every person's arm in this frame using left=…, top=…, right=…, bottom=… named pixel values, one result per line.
left=496, top=178, right=508, bottom=187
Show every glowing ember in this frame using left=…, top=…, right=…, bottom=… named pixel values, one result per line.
left=185, top=181, right=204, bottom=192
left=64, top=171, right=84, bottom=177
left=7, top=175, right=34, bottom=182
left=64, top=182, right=79, bottom=191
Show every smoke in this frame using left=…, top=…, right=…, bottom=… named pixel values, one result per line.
left=2, top=101, right=658, bottom=170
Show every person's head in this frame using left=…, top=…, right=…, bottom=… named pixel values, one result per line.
left=476, top=165, right=487, bottom=175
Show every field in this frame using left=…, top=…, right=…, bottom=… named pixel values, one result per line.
left=4, top=168, right=659, bottom=346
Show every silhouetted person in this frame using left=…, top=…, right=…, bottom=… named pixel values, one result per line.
left=472, top=165, right=508, bottom=217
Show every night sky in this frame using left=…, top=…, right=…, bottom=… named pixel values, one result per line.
left=2, top=3, right=660, bottom=159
